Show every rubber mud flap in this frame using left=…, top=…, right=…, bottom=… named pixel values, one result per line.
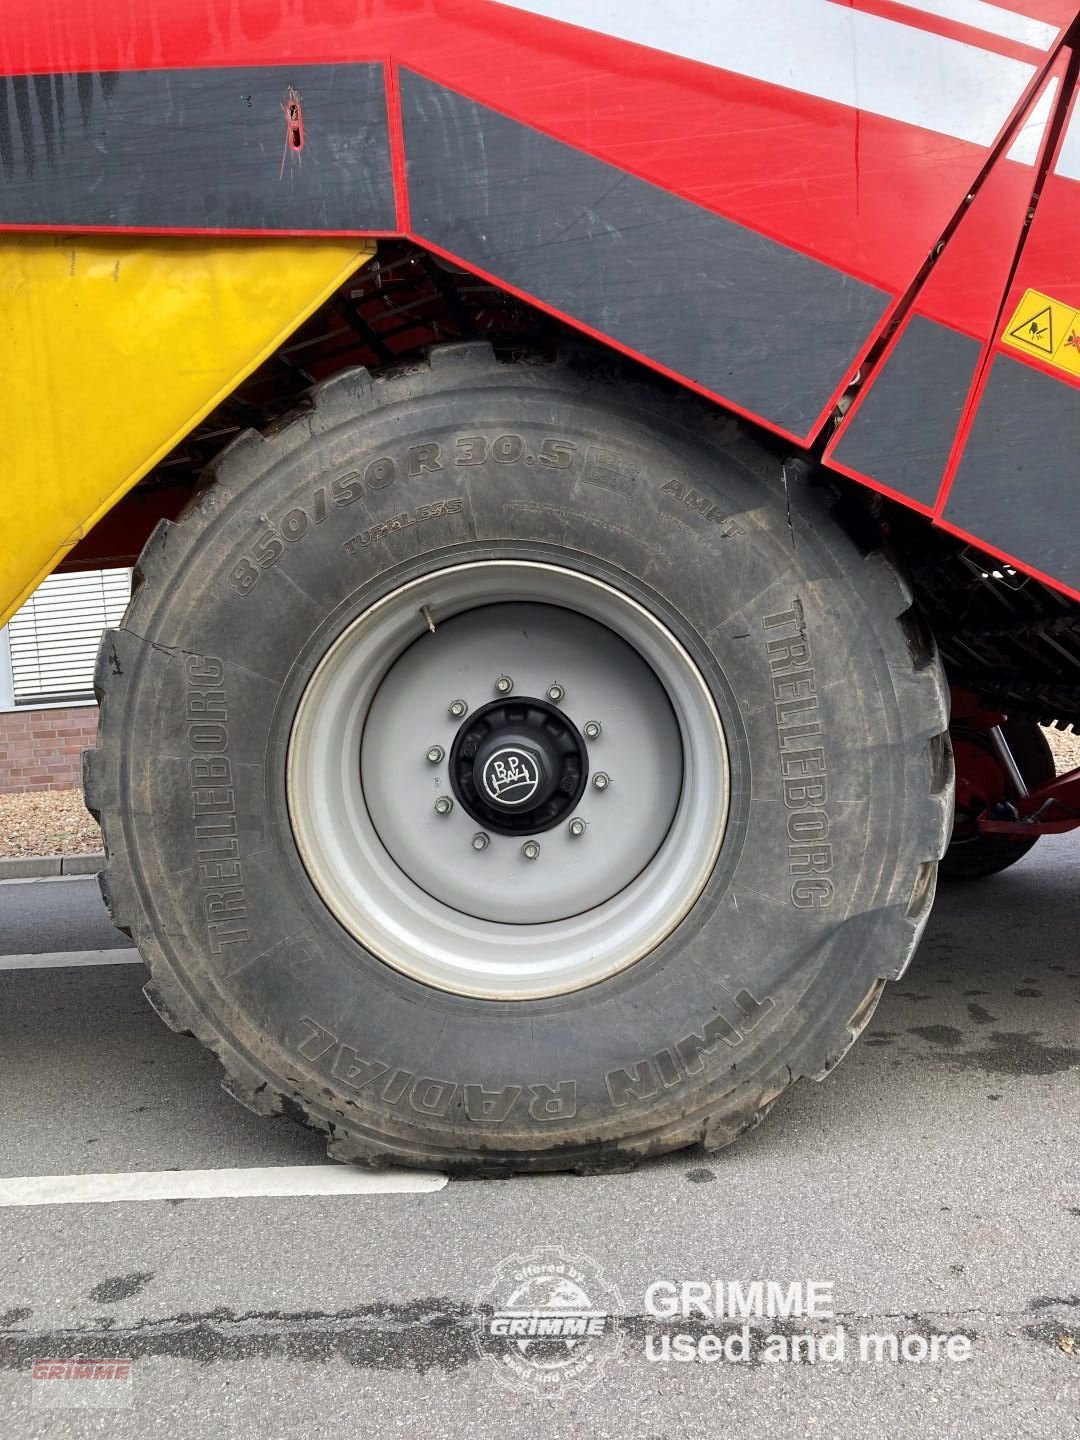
left=89, top=344, right=952, bottom=1173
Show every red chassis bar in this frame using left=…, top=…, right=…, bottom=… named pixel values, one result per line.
left=951, top=688, right=1080, bottom=835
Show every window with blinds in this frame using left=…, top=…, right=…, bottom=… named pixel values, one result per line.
left=7, top=568, right=131, bottom=707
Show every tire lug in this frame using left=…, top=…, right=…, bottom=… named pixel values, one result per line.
left=583, top=721, right=601, bottom=740
left=593, top=771, right=611, bottom=791
left=495, top=675, right=514, bottom=695
left=426, top=744, right=445, bottom=764
left=434, top=796, right=454, bottom=816
left=521, top=840, right=541, bottom=860
left=448, top=699, right=468, bottom=719
left=472, top=832, right=490, bottom=852
left=568, top=817, right=586, bottom=838
left=546, top=683, right=565, bottom=703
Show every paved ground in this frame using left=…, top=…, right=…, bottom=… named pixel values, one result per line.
left=0, top=875, right=126, bottom=956
left=0, top=842, right=1077, bottom=1438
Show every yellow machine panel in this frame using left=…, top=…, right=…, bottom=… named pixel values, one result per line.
left=0, top=236, right=373, bottom=625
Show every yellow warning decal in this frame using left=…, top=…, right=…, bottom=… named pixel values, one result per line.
left=1001, top=287, right=1080, bottom=378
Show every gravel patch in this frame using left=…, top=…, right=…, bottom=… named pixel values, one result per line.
left=1044, top=725, right=1080, bottom=772
left=0, top=788, right=102, bottom=858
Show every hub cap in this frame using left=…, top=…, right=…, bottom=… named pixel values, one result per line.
left=287, top=561, right=729, bottom=999
left=450, top=697, right=588, bottom=835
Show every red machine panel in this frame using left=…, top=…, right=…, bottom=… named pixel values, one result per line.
left=1, top=0, right=1078, bottom=592
left=826, top=53, right=1071, bottom=514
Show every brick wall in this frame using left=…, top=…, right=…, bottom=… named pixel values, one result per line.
left=0, top=706, right=99, bottom=795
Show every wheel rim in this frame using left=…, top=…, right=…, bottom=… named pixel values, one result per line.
left=286, top=561, right=728, bottom=999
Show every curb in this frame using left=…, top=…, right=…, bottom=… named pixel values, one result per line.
left=0, top=852, right=104, bottom=880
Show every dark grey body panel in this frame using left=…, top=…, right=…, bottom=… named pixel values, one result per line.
left=400, top=70, right=891, bottom=439
left=830, top=316, right=981, bottom=507
left=946, top=355, right=1080, bottom=590
left=0, top=65, right=395, bottom=231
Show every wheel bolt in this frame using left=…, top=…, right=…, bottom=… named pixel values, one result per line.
left=426, top=744, right=445, bottom=764
left=521, top=840, right=541, bottom=860
left=495, top=675, right=514, bottom=695
left=568, top=817, right=586, bottom=838
left=583, top=721, right=601, bottom=740
left=472, top=832, right=490, bottom=851
left=546, top=684, right=565, bottom=703
left=434, top=795, right=454, bottom=816
left=593, top=771, right=611, bottom=791
left=448, top=699, right=468, bottom=719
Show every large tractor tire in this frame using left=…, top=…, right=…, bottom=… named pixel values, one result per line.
left=86, top=344, right=952, bottom=1174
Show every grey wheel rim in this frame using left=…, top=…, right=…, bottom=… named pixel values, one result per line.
left=287, top=561, right=728, bottom=999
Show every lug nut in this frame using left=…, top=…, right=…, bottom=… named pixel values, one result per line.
left=426, top=744, right=445, bottom=764
left=434, top=795, right=454, bottom=816
left=521, top=840, right=541, bottom=860
left=546, top=684, right=565, bottom=703
left=495, top=675, right=514, bottom=695
left=568, top=817, right=586, bottom=838
left=593, top=771, right=611, bottom=791
left=583, top=721, right=601, bottom=740
left=472, top=832, right=490, bottom=851
left=448, top=699, right=468, bottom=719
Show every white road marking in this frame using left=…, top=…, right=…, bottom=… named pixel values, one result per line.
left=493, top=0, right=1036, bottom=148
left=0, top=948, right=142, bottom=970
left=0, top=873, right=100, bottom=886
left=0, top=1165, right=448, bottom=1206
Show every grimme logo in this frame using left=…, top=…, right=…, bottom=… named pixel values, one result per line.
left=481, top=747, right=540, bottom=805
left=475, top=1248, right=623, bottom=1395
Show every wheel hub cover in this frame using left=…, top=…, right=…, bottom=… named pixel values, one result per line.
left=452, top=698, right=588, bottom=834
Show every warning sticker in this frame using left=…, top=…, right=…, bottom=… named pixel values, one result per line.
left=1001, top=287, right=1080, bottom=378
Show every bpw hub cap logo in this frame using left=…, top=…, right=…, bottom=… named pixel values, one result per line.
left=475, top=1249, right=623, bottom=1395
left=481, top=747, right=541, bottom=805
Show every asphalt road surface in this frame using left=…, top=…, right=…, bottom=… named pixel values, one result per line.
left=0, top=843, right=1077, bottom=1439
left=0, top=875, right=128, bottom=957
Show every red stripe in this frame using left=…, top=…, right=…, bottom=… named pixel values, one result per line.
left=934, top=515, right=1080, bottom=602
left=385, top=60, right=411, bottom=234
left=0, top=222, right=402, bottom=239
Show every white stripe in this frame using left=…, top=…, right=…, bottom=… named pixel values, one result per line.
left=0, top=873, right=101, bottom=886
left=494, top=0, right=1035, bottom=148
left=0, top=1165, right=448, bottom=1206
left=1056, top=95, right=1080, bottom=181
left=903, top=0, right=1058, bottom=49
left=0, top=948, right=142, bottom=969
left=1006, top=76, right=1058, bottom=162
